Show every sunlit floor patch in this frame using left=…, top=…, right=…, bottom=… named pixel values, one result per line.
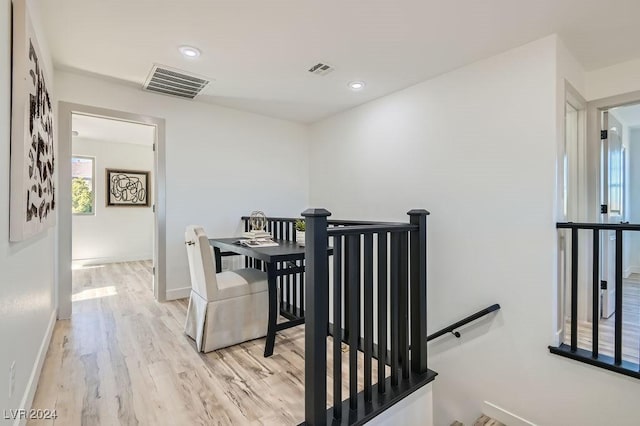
left=72, top=285, right=117, bottom=302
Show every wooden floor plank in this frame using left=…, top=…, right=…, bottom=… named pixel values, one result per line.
left=564, top=278, right=640, bottom=364
left=29, top=261, right=385, bottom=425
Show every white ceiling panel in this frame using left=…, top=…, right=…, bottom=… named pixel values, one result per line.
left=40, top=0, right=640, bottom=122
left=72, top=114, right=155, bottom=146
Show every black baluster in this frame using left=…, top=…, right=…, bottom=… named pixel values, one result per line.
left=571, top=227, right=578, bottom=352
left=293, top=259, right=299, bottom=316
left=300, top=259, right=305, bottom=317
left=364, top=233, right=374, bottom=401
left=244, top=219, right=249, bottom=268
left=399, top=231, right=409, bottom=379
left=377, top=232, right=388, bottom=392
left=333, top=236, right=342, bottom=420
left=592, top=229, right=599, bottom=358
left=279, top=260, right=284, bottom=308
left=615, top=229, right=623, bottom=365
left=390, top=232, right=400, bottom=386
left=302, top=208, right=331, bottom=426
left=347, top=234, right=360, bottom=410
left=408, top=210, right=429, bottom=373
left=344, top=238, right=351, bottom=341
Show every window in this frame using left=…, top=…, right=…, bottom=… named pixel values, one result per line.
left=71, top=156, right=95, bottom=215
left=608, top=144, right=624, bottom=215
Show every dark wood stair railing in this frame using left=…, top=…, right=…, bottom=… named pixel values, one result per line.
left=235, top=213, right=503, bottom=425
left=301, top=208, right=437, bottom=426
left=550, top=222, right=640, bottom=380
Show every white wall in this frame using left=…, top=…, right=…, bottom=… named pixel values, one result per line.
left=72, top=137, right=154, bottom=264
left=55, top=71, right=309, bottom=299
left=586, top=58, right=640, bottom=101
left=309, top=35, right=640, bottom=426
left=369, top=384, right=433, bottom=426
left=0, top=0, right=57, bottom=423
left=628, top=129, right=640, bottom=271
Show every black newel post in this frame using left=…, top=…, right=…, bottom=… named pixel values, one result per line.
left=408, top=209, right=429, bottom=374
left=302, top=208, right=331, bottom=425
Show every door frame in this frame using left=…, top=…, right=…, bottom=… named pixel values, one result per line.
left=57, top=102, right=167, bottom=319
left=587, top=90, right=640, bottom=223
left=557, top=81, right=588, bottom=345
left=587, top=90, right=640, bottom=321
left=600, top=111, right=625, bottom=318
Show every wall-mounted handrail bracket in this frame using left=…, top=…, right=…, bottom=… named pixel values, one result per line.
left=427, top=303, right=501, bottom=342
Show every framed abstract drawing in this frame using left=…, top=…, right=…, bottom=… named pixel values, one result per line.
left=106, top=169, right=151, bottom=207
left=10, top=0, right=56, bottom=241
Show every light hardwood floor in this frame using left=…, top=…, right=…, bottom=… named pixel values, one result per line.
left=564, top=276, right=640, bottom=364
left=29, top=261, right=382, bottom=426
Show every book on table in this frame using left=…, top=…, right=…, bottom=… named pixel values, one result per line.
left=242, top=231, right=272, bottom=239
left=237, top=238, right=279, bottom=247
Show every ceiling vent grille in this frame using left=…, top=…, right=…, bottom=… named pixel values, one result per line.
left=308, top=62, right=335, bottom=76
left=143, top=64, right=211, bottom=99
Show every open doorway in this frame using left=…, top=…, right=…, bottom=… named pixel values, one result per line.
left=607, top=104, right=640, bottom=281
left=58, top=102, right=166, bottom=319
left=563, top=93, right=640, bottom=365
left=598, top=103, right=640, bottom=363
left=71, top=114, right=155, bottom=300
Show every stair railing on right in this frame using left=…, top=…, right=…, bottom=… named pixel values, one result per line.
left=550, top=221, right=640, bottom=379
left=302, top=208, right=437, bottom=426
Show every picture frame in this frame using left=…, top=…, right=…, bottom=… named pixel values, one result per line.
left=9, top=0, right=56, bottom=241
left=105, top=169, right=151, bottom=207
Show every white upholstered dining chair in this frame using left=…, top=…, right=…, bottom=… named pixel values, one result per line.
left=184, top=225, right=269, bottom=352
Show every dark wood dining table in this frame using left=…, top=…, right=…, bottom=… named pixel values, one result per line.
left=208, top=237, right=308, bottom=357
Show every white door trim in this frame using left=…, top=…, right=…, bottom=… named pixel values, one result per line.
left=57, top=102, right=167, bottom=319
left=557, top=80, right=588, bottom=342
left=587, top=90, right=640, bottom=223
left=586, top=90, right=640, bottom=322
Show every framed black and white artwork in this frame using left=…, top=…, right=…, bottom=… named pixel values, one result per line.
left=10, top=0, right=56, bottom=241
left=106, top=169, right=151, bottom=207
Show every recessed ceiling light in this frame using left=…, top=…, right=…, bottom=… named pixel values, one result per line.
left=348, top=81, right=365, bottom=91
left=179, top=45, right=201, bottom=58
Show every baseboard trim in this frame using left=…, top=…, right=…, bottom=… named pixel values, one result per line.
left=15, top=309, right=56, bottom=426
left=482, top=401, right=536, bottom=426
left=553, top=328, right=563, bottom=347
left=625, top=266, right=640, bottom=278
left=166, top=286, right=191, bottom=300
left=72, top=255, right=152, bottom=266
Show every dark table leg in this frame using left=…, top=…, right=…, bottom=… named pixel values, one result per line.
left=264, top=262, right=278, bottom=357
left=213, top=247, right=222, bottom=273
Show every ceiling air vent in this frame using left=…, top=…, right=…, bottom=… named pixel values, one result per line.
left=308, top=62, right=335, bottom=76
left=143, top=64, right=211, bottom=99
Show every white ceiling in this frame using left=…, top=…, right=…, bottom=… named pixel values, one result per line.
left=611, top=104, right=640, bottom=129
left=72, top=114, right=155, bottom=146
left=40, top=0, right=640, bottom=123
